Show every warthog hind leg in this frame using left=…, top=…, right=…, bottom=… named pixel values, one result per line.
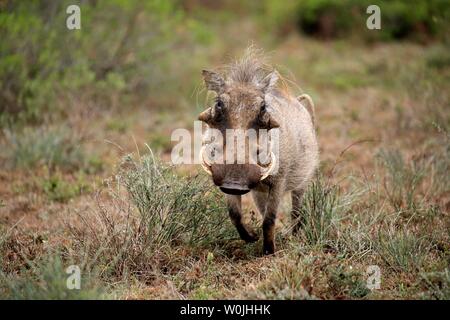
left=291, top=189, right=305, bottom=234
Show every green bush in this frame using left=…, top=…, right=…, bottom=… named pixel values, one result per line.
left=70, top=151, right=234, bottom=282
left=121, top=151, right=232, bottom=247
left=262, top=0, right=450, bottom=41
left=297, top=0, right=357, bottom=38
left=0, top=0, right=193, bottom=123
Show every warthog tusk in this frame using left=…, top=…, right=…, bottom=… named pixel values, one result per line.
left=199, top=145, right=213, bottom=176
left=260, top=152, right=277, bottom=180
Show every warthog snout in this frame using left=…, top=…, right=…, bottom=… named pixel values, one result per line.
left=199, top=146, right=277, bottom=195
left=212, top=164, right=260, bottom=195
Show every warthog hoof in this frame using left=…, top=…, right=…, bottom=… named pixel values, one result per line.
left=241, top=230, right=259, bottom=243
left=263, top=242, right=275, bottom=255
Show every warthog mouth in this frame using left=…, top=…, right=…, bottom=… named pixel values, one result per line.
left=219, top=184, right=250, bottom=195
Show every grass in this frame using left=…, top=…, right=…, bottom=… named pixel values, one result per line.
left=1, top=143, right=448, bottom=299
left=250, top=255, right=315, bottom=299
left=376, top=149, right=427, bottom=213
left=293, top=177, right=340, bottom=247
left=419, top=269, right=450, bottom=300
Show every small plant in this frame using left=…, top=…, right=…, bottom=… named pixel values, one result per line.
left=375, top=227, right=431, bottom=273
left=121, top=151, right=232, bottom=247
left=293, top=177, right=340, bottom=247
left=328, top=266, right=370, bottom=299
left=2, top=126, right=100, bottom=172
left=0, top=255, right=104, bottom=300
left=41, top=172, right=91, bottom=203
left=250, top=255, right=314, bottom=300
left=419, top=269, right=450, bottom=300
left=377, top=149, right=427, bottom=213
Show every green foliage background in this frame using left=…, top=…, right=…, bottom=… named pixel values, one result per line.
left=0, top=0, right=205, bottom=123
left=1, top=0, right=448, bottom=124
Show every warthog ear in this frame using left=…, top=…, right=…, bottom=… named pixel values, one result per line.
left=202, top=70, right=225, bottom=93
left=260, top=70, right=279, bottom=93
left=297, top=94, right=315, bottom=126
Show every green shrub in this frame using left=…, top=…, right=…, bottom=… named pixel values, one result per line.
left=262, top=0, right=450, bottom=41
left=297, top=0, right=357, bottom=38
left=0, top=0, right=193, bottom=123
left=121, top=151, right=232, bottom=247
left=70, top=150, right=234, bottom=282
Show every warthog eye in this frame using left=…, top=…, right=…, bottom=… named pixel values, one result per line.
left=258, top=102, right=269, bottom=126
left=212, top=99, right=224, bottom=121
left=260, top=101, right=266, bottom=113
left=257, top=100, right=279, bottom=129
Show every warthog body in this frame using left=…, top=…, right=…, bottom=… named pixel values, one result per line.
left=198, top=49, right=318, bottom=254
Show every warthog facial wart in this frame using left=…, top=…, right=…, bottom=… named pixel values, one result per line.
left=197, top=48, right=319, bottom=254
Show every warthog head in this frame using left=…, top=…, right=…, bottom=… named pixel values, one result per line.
left=198, top=58, right=280, bottom=195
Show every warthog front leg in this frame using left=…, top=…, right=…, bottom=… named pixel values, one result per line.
left=262, top=186, right=281, bottom=255
left=227, top=195, right=258, bottom=243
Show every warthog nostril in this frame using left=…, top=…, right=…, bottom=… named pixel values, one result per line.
left=219, top=183, right=250, bottom=195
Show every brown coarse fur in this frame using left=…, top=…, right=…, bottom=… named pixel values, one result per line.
left=199, top=48, right=319, bottom=254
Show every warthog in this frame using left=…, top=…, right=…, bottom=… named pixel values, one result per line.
left=198, top=49, right=318, bottom=254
